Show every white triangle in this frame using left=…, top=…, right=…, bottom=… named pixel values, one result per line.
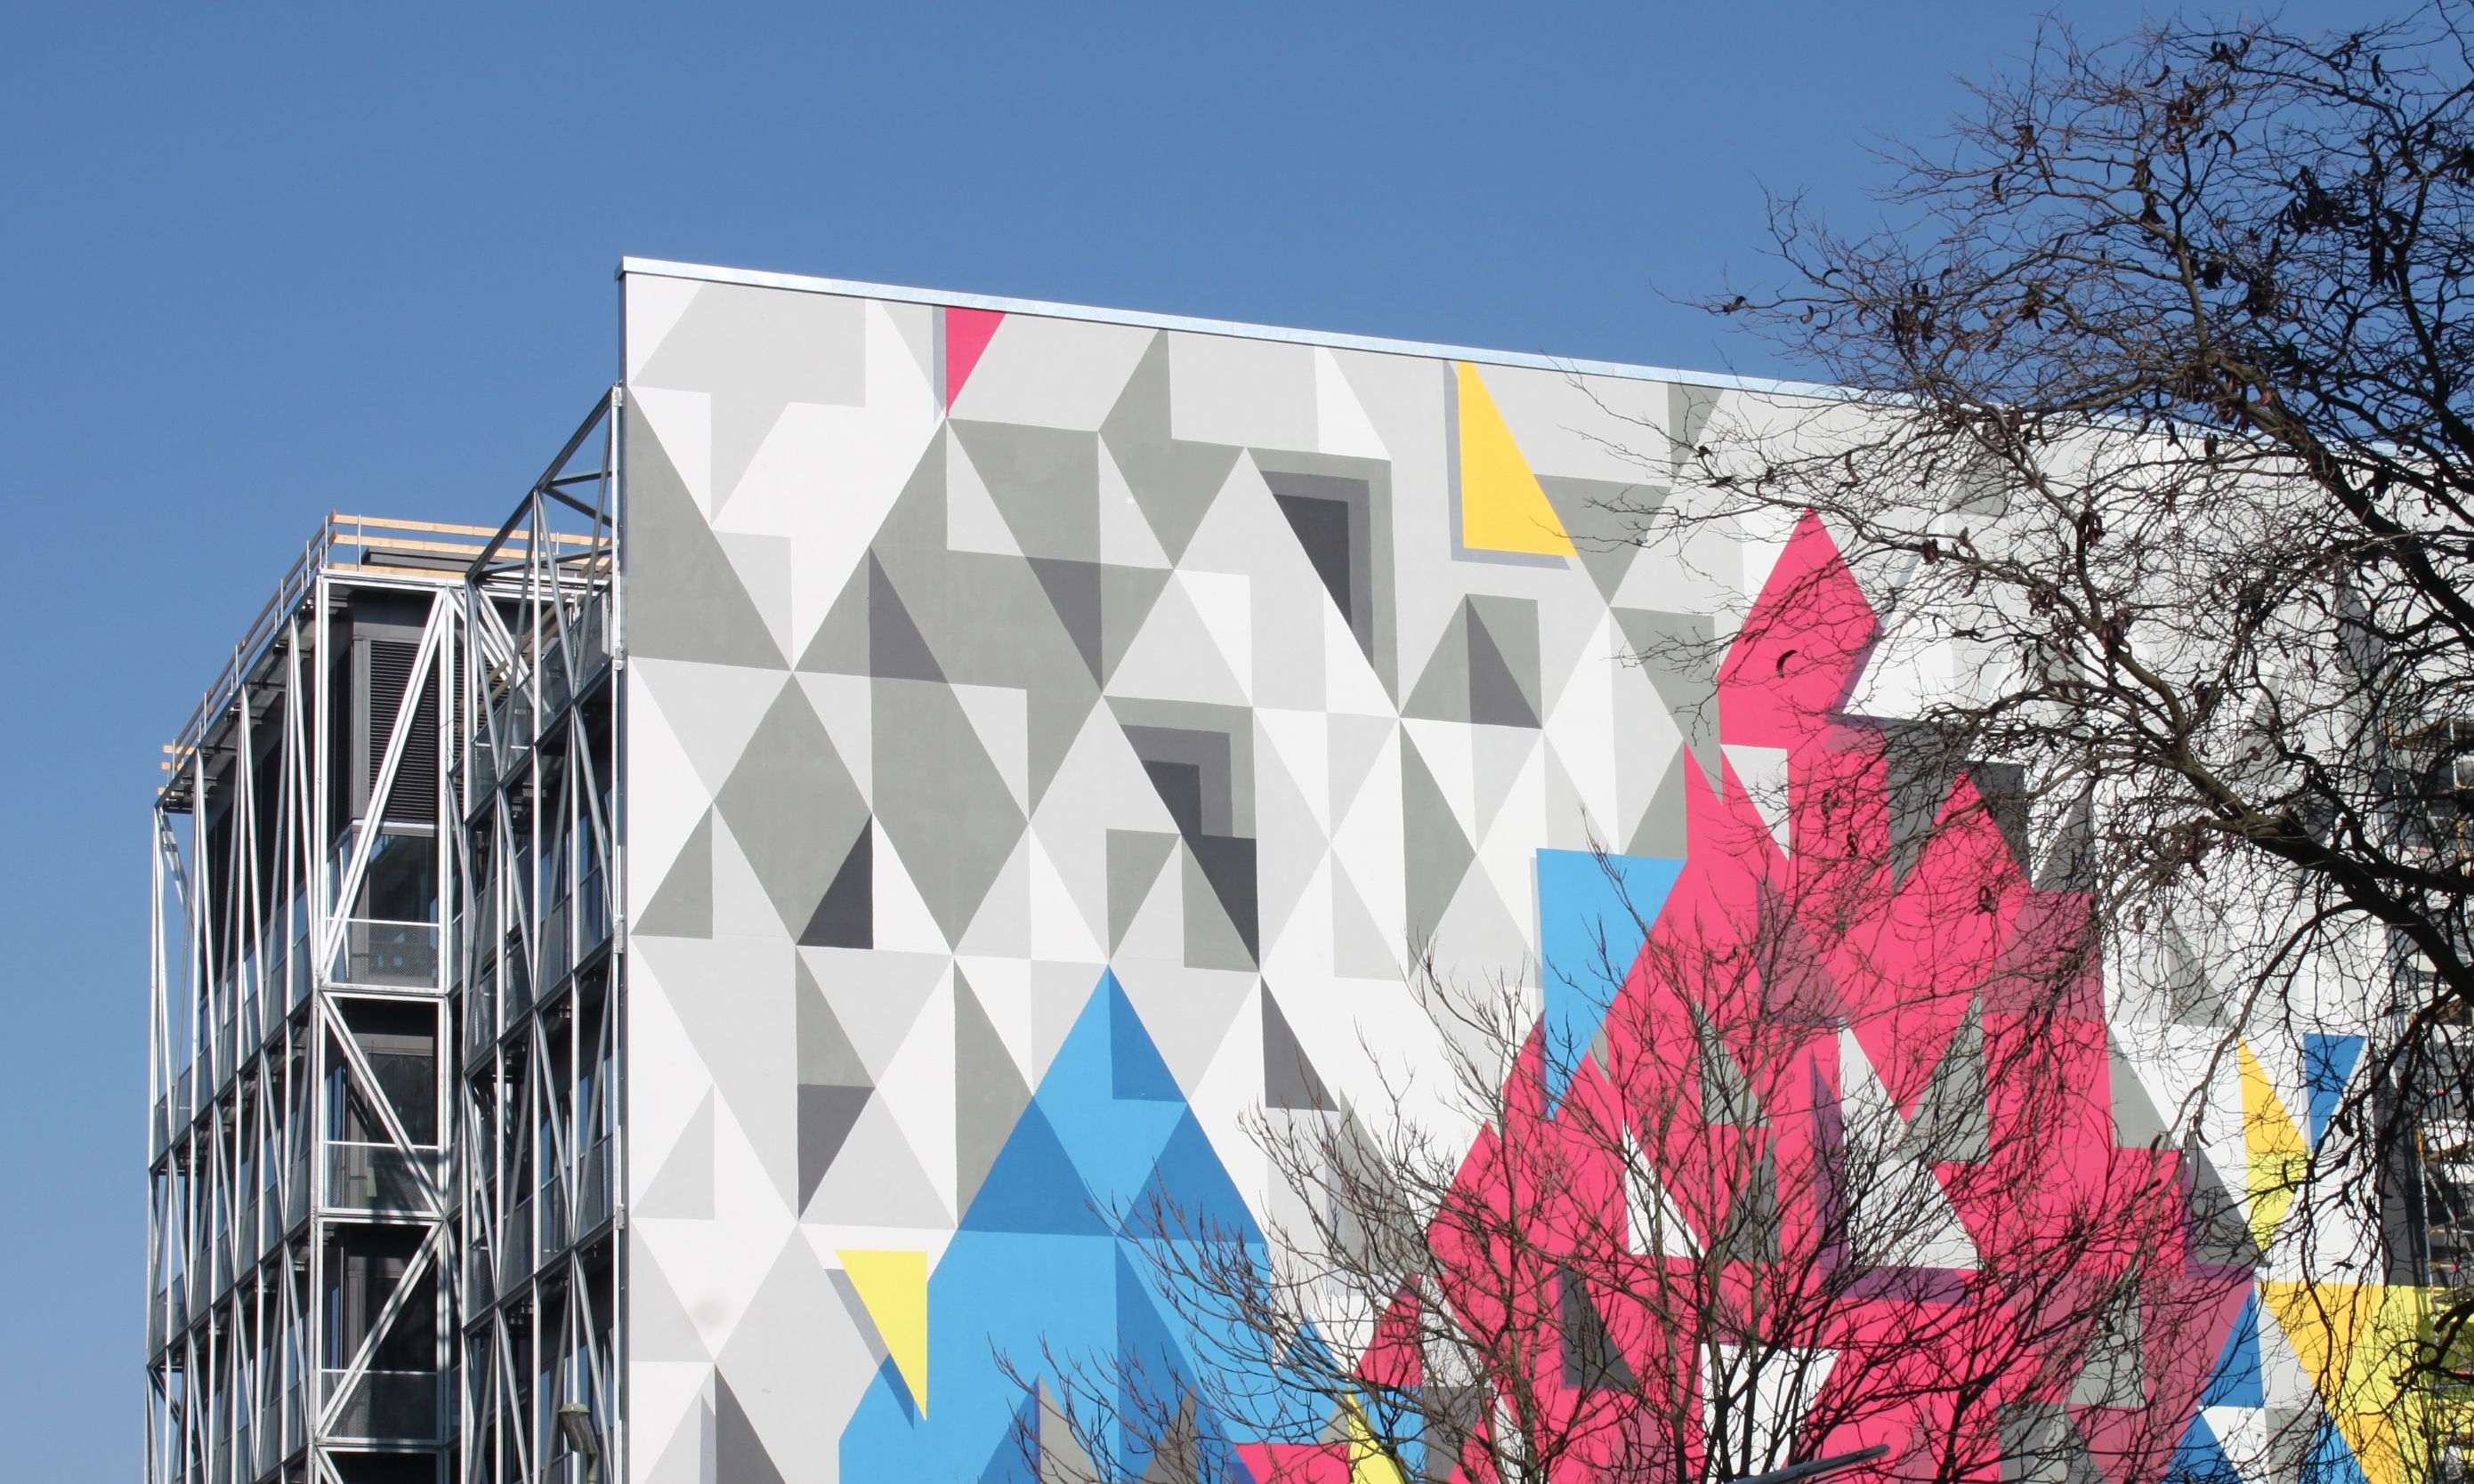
left=950, top=682, right=1029, bottom=811
left=1107, top=570, right=1249, bottom=707
left=639, top=659, right=788, bottom=797
left=1025, top=835, right=1106, bottom=962
left=793, top=672, right=872, bottom=798
left=627, top=385, right=716, bottom=516
left=1703, top=1342, right=1837, bottom=1473
left=1314, top=347, right=1389, bottom=459
left=1624, top=1131, right=1702, bottom=1256
left=944, top=428, right=1023, bottom=558
left=870, top=827, right=949, bottom=954
left=1723, top=742, right=1792, bottom=857
left=871, top=972, right=958, bottom=1216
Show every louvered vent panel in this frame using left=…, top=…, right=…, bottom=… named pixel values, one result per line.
left=367, top=640, right=440, bottom=824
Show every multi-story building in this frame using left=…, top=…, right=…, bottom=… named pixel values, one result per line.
left=145, top=260, right=2435, bottom=1484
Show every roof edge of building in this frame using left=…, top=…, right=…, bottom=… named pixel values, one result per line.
left=617, top=255, right=1846, bottom=399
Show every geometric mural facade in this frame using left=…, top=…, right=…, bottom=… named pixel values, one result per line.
left=616, top=262, right=2399, bottom=1484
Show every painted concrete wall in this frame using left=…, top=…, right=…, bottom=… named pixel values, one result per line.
left=615, top=266, right=2394, bottom=1484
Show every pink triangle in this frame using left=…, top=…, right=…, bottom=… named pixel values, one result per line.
left=944, top=307, right=1005, bottom=410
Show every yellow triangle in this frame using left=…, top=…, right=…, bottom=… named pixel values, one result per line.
left=1343, top=1394, right=1407, bottom=1484
left=2239, top=1041, right=2308, bottom=1254
left=2261, top=1281, right=2436, bottom=1484
left=1455, top=363, right=1574, bottom=557
left=839, top=1248, right=929, bottom=1414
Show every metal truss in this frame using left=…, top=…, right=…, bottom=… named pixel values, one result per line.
left=147, top=391, right=622, bottom=1484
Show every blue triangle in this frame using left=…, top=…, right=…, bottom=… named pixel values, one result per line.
left=1136, top=1111, right=1263, bottom=1244
left=1535, top=848, right=1684, bottom=1112
left=2302, top=1033, right=2365, bottom=1149
left=1108, top=971, right=1184, bottom=1101
left=960, top=1103, right=1108, bottom=1235
left=977, top=1392, right=1039, bottom=1484
left=2199, top=1290, right=2263, bottom=1407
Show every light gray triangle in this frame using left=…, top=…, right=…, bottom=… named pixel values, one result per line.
left=628, top=1245, right=711, bottom=1362
left=1401, top=733, right=1477, bottom=948
left=1108, top=829, right=1179, bottom=953
left=624, top=415, right=788, bottom=667
left=1614, top=609, right=1722, bottom=791
left=808, top=1094, right=953, bottom=1227
left=637, top=809, right=715, bottom=939
left=1628, top=750, right=1692, bottom=859
left=803, top=947, right=945, bottom=1084
left=636, top=1091, right=716, bottom=1220
left=950, top=420, right=1101, bottom=562
left=1330, top=862, right=1403, bottom=983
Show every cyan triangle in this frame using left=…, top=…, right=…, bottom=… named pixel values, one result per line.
left=2200, top=1290, right=2263, bottom=1407
left=2302, top=1033, right=2365, bottom=1149
left=1535, top=848, right=1685, bottom=1112
left=959, top=1104, right=1107, bottom=1235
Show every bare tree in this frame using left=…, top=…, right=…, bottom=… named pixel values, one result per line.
left=1625, top=0, right=2474, bottom=1449
left=1014, top=545, right=2219, bottom=1484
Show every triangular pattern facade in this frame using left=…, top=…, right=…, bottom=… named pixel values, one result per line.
left=618, top=273, right=2400, bottom=1484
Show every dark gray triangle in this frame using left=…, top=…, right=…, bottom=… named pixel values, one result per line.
left=1184, top=837, right=1259, bottom=971
left=638, top=810, right=714, bottom=938
left=1558, top=1267, right=1636, bottom=1390
left=800, top=821, right=873, bottom=949
left=868, top=555, right=945, bottom=683
left=1027, top=557, right=1104, bottom=682
left=1614, top=609, right=1722, bottom=791
left=1262, top=987, right=1335, bottom=1111
left=1269, top=490, right=1361, bottom=643
left=955, top=968, right=1034, bottom=1219
left=1401, top=734, right=1477, bottom=947
left=623, top=417, right=786, bottom=667
left=796, top=956, right=871, bottom=1088
left=1466, top=604, right=1539, bottom=729
left=1107, top=829, right=1178, bottom=953
left=1101, top=334, right=1241, bottom=565
left=2037, top=788, right=2098, bottom=891
left=716, top=1372, right=792, bottom=1484
left=1882, top=722, right=1965, bottom=885
left=797, top=1085, right=872, bottom=1214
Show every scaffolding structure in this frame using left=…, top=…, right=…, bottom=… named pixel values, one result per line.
left=145, top=393, right=624, bottom=1484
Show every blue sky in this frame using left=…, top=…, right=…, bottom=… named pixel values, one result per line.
left=0, top=3, right=2367, bottom=1472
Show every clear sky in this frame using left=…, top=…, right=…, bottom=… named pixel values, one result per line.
left=0, top=3, right=2370, bottom=1473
